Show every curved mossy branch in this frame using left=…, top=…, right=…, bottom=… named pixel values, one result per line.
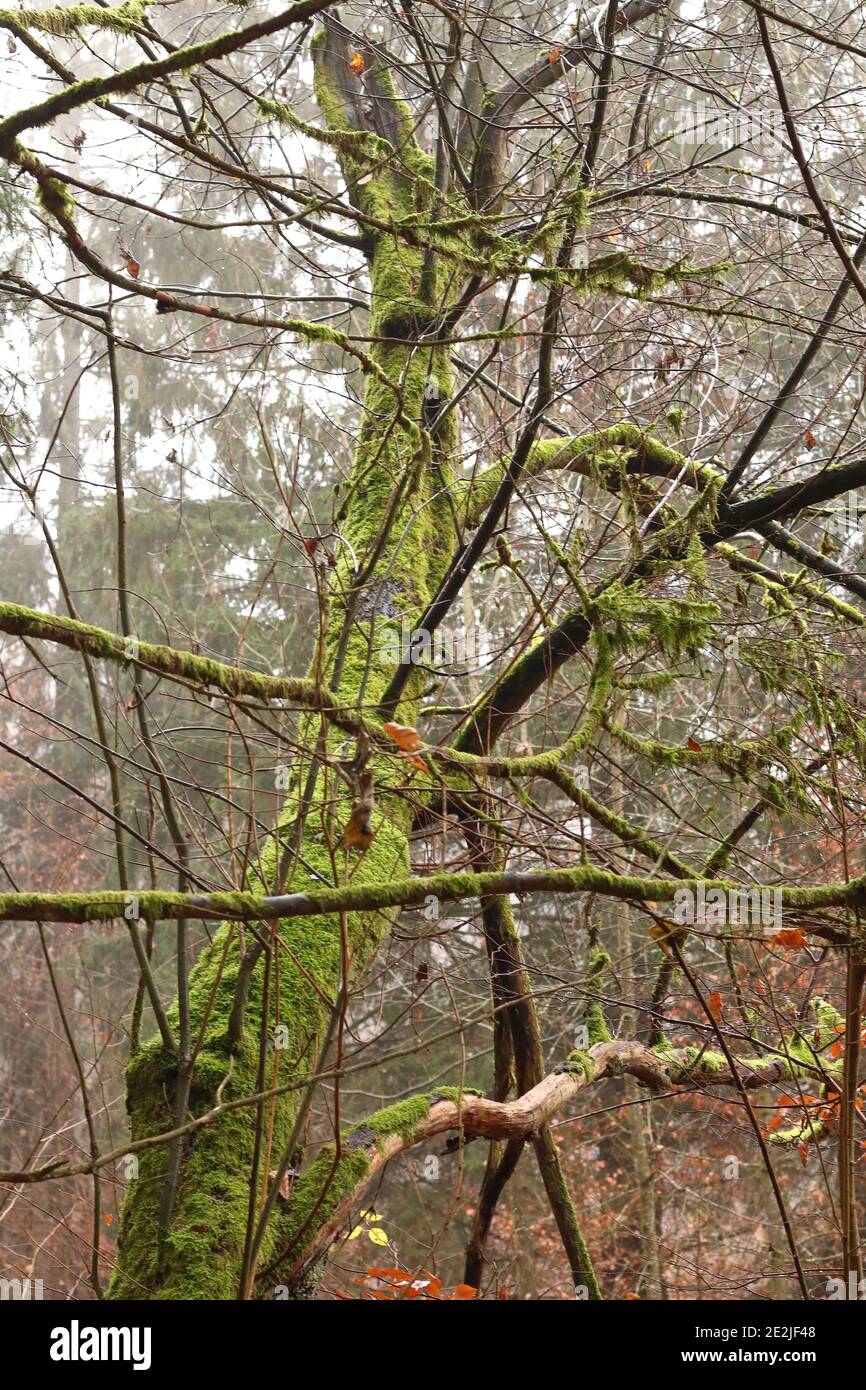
left=0, top=597, right=610, bottom=793
left=2, top=568, right=853, bottom=785
left=2, top=998, right=849, bottom=1193
left=4, top=482, right=856, bottom=811
left=452, top=477, right=866, bottom=763
left=264, top=1022, right=846, bottom=1292
left=444, top=626, right=614, bottom=781
left=456, top=423, right=721, bottom=529
left=457, top=413, right=866, bottom=564
left=458, top=424, right=866, bottom=624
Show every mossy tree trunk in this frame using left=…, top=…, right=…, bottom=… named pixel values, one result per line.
left=108, top=23, right=458, bottom=1300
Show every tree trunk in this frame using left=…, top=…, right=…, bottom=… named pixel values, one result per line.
left=108, top=25, right=457, bottom=1300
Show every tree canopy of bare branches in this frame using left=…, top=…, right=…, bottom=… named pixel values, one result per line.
left=2, top=0, right=866, bottom=1308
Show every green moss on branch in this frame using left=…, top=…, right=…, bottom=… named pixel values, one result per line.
left=0, top=1, right=147, bottom=36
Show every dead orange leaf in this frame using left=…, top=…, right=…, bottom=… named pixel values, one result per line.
left=773, top=928, right=807, bottom=950
left=383, top=721, right=421, bottom=752
left=342, top=803, right=374, bottom=850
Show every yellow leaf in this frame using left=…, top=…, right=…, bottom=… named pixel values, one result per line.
left=368, top=1227, right=389, bottom=1246
left=348, top=51, right=365, bottom=76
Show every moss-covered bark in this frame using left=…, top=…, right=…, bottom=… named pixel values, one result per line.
left=107, top=24, right=459, bottom=1301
